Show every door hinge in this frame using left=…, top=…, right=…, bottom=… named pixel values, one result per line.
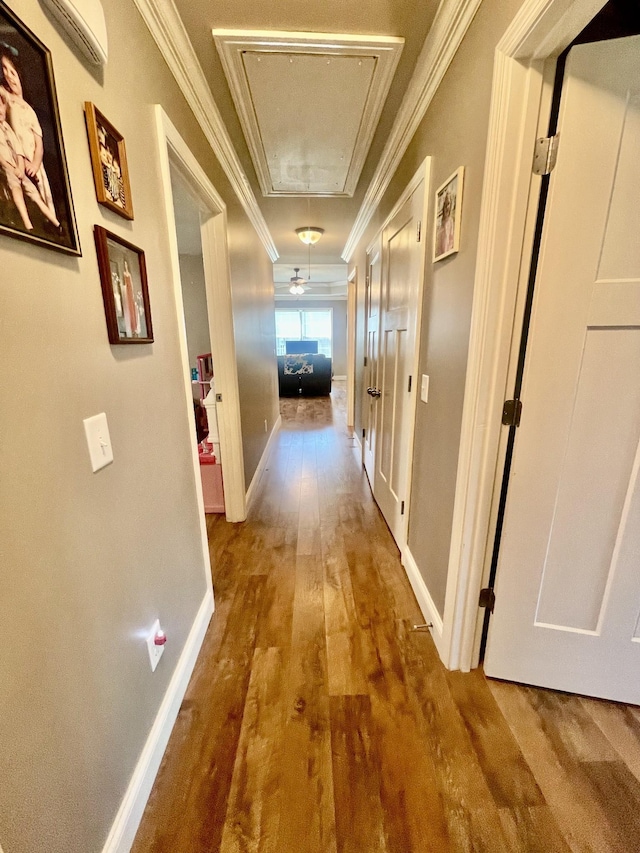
left=502, top=399, right=522, bottom=427
left=407, top=375, right=412, bottom=392
left=416, top=220, right=422, bottom=243
left=479, top=587, right=496, bottom=612
left=364, top=356, right=368, bottom=367
left=533, top=134, right=559, bottom=176
left=401, top=501, right=405, bottom=515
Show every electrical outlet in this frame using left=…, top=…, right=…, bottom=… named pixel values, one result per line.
left=146, top=619, right=166, bottom=672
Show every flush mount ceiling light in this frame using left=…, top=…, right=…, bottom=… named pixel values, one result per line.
left=296, top=227, right=324, bottom=245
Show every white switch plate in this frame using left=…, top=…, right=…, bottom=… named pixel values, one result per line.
left=83, top=413, right=113, bottom=472
left=421, top=374, right=430, bottom=403
left=146, top=619, right=165, bottom=672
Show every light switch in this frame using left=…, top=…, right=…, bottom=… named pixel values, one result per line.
left=83, top=412, right=114, bottom=472
left=421, top=375, right=430, bottom=403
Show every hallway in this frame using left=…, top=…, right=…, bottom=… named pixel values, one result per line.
left=132, top=386, right=640, bottom=853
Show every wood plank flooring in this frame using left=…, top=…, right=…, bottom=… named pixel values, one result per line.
left=132, top=383, right=640, bottom=852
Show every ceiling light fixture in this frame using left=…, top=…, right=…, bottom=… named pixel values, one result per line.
left=295, top=227, right=324, bottom=245
left=289, top=268, right=306, bottom=295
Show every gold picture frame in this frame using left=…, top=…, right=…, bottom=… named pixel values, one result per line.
left=84, top=102, right=134, bottom=220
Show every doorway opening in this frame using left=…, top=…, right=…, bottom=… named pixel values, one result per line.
left=170, top=169, right=225, bottom=515
left=155, top=106, right=247, bottom=530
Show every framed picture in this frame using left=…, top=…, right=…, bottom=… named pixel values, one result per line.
left=94, top=225, right=153, bottom=344
left=433, top=167, right=464, bottom=262
left=84, top=102, right=134, bottom=220
left=0, top=1, right=80, bottom=254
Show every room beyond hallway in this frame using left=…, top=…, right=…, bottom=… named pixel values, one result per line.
left=132, top=384, right=640, bottom=853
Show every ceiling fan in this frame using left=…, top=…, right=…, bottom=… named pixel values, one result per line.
left=289, top=267, right=307, bottom=295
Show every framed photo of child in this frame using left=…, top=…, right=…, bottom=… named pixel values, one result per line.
left=84, top=103, right=134, bottom=220
left=94, top=225, right=153, bottom=344
left=0, top=1, right=80, bottom=255
left=433, top=167, right=464, bottom=262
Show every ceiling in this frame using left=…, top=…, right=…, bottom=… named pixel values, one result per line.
left=170, top=0, right=442, bottom=266
left=213, top=30, right=404, bottom=197
left=273, top=263, right=348, bottom=300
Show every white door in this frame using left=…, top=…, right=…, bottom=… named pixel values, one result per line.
left=363, top=244, right=381, bottom=484
left=373, top=188, right=422, bottom=545
left=485, top=35, right=640, bottom=704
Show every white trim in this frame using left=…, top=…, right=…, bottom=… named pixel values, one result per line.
left=274, top=293, right=347, bottom=302
left=333, top=375, right=347, bottom=381
left=366, top=158, right=431, bottom=553
left=351, top=432, right=362, bottom=452
left=153, top=106, right=215, bottom=598
left=346, top=269, right=357, bottom=428
left=155, top=107, right=247, bottom=524
left=397, top=161, right=430, bottom=552
left=101, top=591, right=214, bottom=853
left=402, top=545, right=446, bottom=658
left=343, top=0, right=481, bottom=261
left=213, top=30, right=404, bottom=198
left=132, top=0, right=278, bottom=262
left=442, top=0, right=608, bottom=671
left=365, top=159, right=428, bottom=256
left=246, top=415, right=282, bottom=511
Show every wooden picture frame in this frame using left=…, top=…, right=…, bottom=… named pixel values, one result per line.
left=94, top=226, right=153, bottom=344
left=85, top=102, right=134, bottom=220
left=0, top=1, right=80, bottom=254
left=433, top=167, right=464, bottom=262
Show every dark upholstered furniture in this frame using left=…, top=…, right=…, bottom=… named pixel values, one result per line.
left=277, top=354, right=332, bottom=397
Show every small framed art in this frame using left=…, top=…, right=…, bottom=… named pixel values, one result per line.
left=433, top=167, right=464, bottom=262
left=85, top=102, right=134, bottom=220
left=0, top=0, right=80, bottom=254
left=94, top=226, right=153, bottom=344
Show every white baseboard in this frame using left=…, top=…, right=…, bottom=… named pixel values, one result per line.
left=246, top=415, right=282, bottom=511
left=351, top=432, right=362, bottom=451
left=332, top=374, right=347, bottom=380
left=401, top=545, right=448, bottom=664
left=102, top=590, right=214, bottom=853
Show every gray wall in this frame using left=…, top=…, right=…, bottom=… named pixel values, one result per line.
left=351, top=0, right=525, bottom=616
left=179, top=253, right=211, bottom=374
left=0, top=1, right=277, bottom=850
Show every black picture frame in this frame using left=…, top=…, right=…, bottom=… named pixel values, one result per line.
left=0, top=1, right=80, bottom=254
left=94, top=225, right=153, bottom=344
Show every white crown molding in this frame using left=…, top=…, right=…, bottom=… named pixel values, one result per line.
left=213, top=30, right=404, bottom=198
left=342, top=0, right=482, bottom=262
left=274, top=293, right=347, bottom=301
left=132, top=0, right=279, bottom=262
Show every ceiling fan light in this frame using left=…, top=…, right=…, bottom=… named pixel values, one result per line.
left=296, top=227, right=324, bottom=245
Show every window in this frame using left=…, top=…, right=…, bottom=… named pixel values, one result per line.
left=275, top=309, right=332, bottom=357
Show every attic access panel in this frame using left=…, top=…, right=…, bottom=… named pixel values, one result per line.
left=213, top=30, right=404, bottom=197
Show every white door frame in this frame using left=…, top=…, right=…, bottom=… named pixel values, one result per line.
left=366, top=157, right=431, bottom=552
left=155, top=106, right=247, bottom=532
left=346, top=268, right=357, bottom=430
left=441, top=0, right=609, bottom=671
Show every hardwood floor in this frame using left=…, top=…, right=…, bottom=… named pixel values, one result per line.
left=132, top=383, right=640, bottom=852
